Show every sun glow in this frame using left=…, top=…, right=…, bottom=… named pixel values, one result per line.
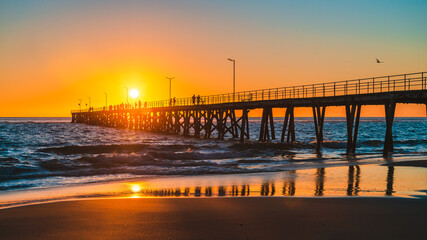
left=129, top=89, right=140, bottom=99
left=131, top=184, right=141, bottom=193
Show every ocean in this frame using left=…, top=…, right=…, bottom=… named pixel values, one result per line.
left=1, top=117, right=426, bottom=193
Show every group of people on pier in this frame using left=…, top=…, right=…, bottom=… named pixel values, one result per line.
left=94, top=94, right=206, bottom=112
left=103, top=101, right=148, bottom=111
left=192, top=95, right=203, bottom=105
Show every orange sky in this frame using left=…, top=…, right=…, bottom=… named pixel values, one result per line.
left=0, top=1, right=426, bottom=117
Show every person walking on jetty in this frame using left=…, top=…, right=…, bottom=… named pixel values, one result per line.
left=192, top=95, right=196, bottom=105
left=197, top=95, right=201, bottom=105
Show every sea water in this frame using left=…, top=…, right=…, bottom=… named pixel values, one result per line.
left=1, top=117, right=426, bottom=192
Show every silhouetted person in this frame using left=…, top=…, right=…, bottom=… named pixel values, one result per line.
left=195, top=187, right=201, bottom=197
left=232, top=185, right=238, bottom=196
left=173, top=97, right=176, bottom=106
left=261, top=183, right=270, bottom=196
left=169, top=99, right=172, bottom=106
left=184, top=187, right=190, bottom=196
left=175, top=188, right=181, bottom=197
left=241, top=185, right=246, bottom=196
left=205, top=187, right=212, bottom=196
left=218, top=186, right=226, bottom=196
left=197, top=95, right=201, bottom=105
left=192, top=95, right=196, bottom=105
left=138, top=100, right=141, bottom=109
left=270, top=183, right=275, bottom=196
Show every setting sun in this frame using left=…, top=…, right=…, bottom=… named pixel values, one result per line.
left=129, top=89, right=140, bottom=99
left=131, top=184, right=141, bottom=193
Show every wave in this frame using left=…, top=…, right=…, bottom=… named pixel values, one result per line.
left=38, top=144, right=198, bottom=155
left=0, top=157, right=20, bottom=163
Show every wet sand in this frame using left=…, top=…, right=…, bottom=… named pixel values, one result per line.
left=0, top=197, right=425, bottom=240
left=385, top=159, right=427, bottom=168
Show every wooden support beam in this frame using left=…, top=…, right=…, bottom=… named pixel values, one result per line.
left=352, top=105, right=361, bottom=154
left=240, top=109, right=249, bottom=143
left=281, top=107, right=295, bottom=143
left=259, top=107, right=274, bottom=142
left=346, top=104, right=362, bottom=155
left=383, top=101, right=396, bottom=156
left=312, top=106, right=326, bottom=153
left=204, top=110, right=212, bottom=139
left=269, top=108, right=275, bottom=140
left=289, top=108, right=295, bottom=143
left=259, top=108, right=267, bottom=142
left=217, top=109, right=224, bottom=139
left=194, top=110, right=201, bottom=138
left=183, top=111, right=190, bottom=136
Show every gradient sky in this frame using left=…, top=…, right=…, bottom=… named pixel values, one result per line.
left=1, top=0, right=426, bottom=117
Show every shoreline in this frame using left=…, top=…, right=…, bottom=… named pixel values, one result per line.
left=1, top=197, right=426, bottom=240
left=1, top=163, right=426, bottom=210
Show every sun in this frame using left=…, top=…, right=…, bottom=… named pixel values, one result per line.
left=131, top=184, right=141, bottom=193
left=129, top=89, right=139, bottom=99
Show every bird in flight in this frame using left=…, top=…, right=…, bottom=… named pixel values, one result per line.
left=376, top=58, right=383, bottom=63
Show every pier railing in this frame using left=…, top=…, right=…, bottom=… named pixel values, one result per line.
left=72, top=71, right=426, bottom=112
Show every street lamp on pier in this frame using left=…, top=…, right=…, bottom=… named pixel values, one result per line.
left=124, top=87, right=129, bottom=103
left=104, top=92, right=108, bottom=108
left=78, top=99, right=82, bottom=112
left=87, top=97, right=91, bottom=111
left=166, top=77, right=175, bottom=100
left=227, top=58, right=236, bottom=101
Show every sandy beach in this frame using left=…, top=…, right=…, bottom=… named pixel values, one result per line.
left=0, top=197, right=425, bottom=240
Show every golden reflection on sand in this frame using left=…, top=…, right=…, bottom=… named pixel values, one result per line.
left=121, top=165, right=425, bottom=199
left=0, top=164, right=426, bottom=209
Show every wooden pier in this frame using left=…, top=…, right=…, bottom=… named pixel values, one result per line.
left=72, top=72, right=427, bottom=156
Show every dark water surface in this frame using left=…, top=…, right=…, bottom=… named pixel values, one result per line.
left=0, top=117, right=426, bottom=191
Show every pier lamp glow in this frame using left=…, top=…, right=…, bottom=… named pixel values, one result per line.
left=129, top=89, right=140, bottom=99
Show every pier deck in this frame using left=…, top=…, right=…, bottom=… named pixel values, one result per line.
left=72, top=72, right=427, bottom=156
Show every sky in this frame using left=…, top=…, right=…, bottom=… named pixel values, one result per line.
left=0, top=0, right=426, bottom=117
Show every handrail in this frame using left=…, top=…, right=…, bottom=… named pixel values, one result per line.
left=71, top=71, right=427, bottom=113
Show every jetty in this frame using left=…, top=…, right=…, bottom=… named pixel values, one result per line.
left=72, top=71, right=427, bottom=156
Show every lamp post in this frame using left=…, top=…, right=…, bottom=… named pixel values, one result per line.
left=104, top=92, right=108, bottom=108
left=124, top=87, right=128, bottom=103
left=78, top=99, right=82, bottom=112
left=87, top=97, right=91, bottom=111
left=227, top=58, right=235, bottom=101
left=166, top=77, right=175, bottom=100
